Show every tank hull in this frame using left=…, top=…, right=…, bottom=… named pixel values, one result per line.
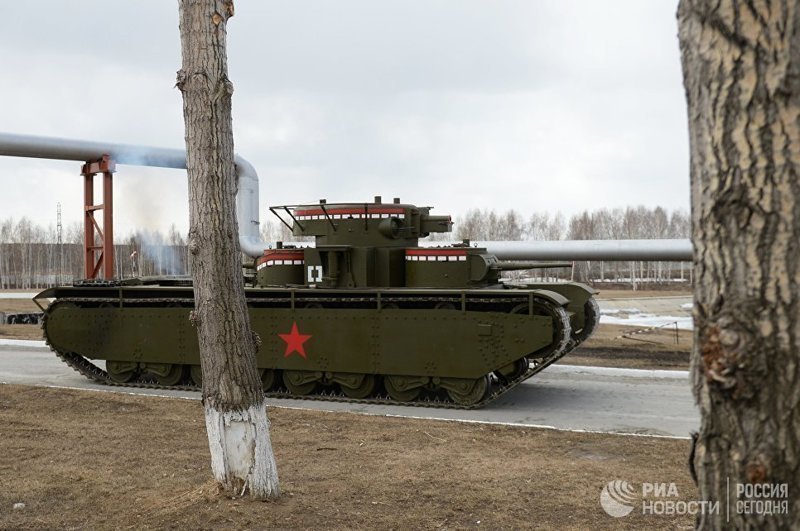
left=37, top=280, right=598, bottom=407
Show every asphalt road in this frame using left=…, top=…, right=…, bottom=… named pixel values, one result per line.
left=0, top=343, right=699, bottom=439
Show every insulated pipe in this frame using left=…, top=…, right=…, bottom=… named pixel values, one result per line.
left=420, top=239, right=693, bottom=261
left=232, top=156, right=267, bottom=257
left=0, top=132, right=269, bottom=257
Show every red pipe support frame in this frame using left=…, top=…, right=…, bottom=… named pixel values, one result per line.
left=82, top=155, right=115, bottom=280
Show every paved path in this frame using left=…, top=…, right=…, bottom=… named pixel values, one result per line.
left=0, top=344, right=699, bottom=438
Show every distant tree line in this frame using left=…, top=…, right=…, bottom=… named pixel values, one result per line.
left=0, top=217, right=190, bottom=289
left=0, top=205, right=691, bottom=289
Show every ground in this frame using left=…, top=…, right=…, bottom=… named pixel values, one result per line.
left=0, top=288, right=696, bottom=529
left=567, top=323, right=690, bottom=370
left=0, top=385, right=696, bottom=530
left=569, top=287, right=692, bottom=369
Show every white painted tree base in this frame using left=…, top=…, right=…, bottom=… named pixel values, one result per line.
left=204, top=400, right=280, bottom=498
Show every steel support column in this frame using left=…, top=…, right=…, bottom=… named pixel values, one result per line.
left=82, top=155, right=115, bottom=279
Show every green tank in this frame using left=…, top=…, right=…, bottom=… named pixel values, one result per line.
left=35, top=198, right=599, bottom=408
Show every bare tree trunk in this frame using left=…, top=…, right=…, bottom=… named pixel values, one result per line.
left=177, top=0, right=279, bottom=499
left=629, top=261, right=636, bottom=291
left=679, top=1, right=800, bottom=527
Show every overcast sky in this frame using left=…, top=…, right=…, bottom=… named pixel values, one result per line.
left=0, top=0, right=688, bottom=239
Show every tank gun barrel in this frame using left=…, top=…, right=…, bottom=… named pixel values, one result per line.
left=492, top=261, right=572, bottom=271
left=419, top=239, right=693, bottom=261
left=479, top=239, right=692, bottom=261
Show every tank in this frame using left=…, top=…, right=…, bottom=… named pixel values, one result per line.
left=35, top=197, right=599, bottom=408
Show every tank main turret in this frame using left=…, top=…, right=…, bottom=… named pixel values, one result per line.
left=258, top=198, right=575, bottom=290
left=258, top=197, right=546, bottom=289
left=260, top=197, right=449, bottom=288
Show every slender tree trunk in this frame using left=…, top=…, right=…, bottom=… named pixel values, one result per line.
left=177, top=0, right=279, bottom=499
left=0, top=244, right=5, bottom=290
left=679, top=1, right=800, bottom=527
left=629, top=261, right=636, bottom=291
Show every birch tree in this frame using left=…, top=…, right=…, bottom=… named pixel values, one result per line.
left=679, top=0, right=800, bottom=527
left=0, top=219, right=10, bottom=289
left=177, top=0, right=279, bottom=499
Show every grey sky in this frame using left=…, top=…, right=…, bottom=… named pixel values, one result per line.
left=0, top=0, right=688, bottom=238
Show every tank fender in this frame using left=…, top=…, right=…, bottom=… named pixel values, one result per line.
left=527, top=289, right=570, bottom=308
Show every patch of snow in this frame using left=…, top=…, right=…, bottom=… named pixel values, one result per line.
left=681, top=303, right=693, bottom=310
left=601, top=313, right=694, bottom=331
left=592, top=278, right=690, bottom=284
left=600, top=308, right=643, bottom=315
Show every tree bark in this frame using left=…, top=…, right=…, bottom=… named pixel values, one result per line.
left=177, top=0, right=279, bottom=499
left=679, top=1, right=800, bottom=527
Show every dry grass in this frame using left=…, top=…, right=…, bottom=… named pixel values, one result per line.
left=0, top=385, right=696, bottom=530
left=0, top=299, right=41, bottom=313
left=0, top=324, right=43, bottom=341
left=0, top=298, right=44, bottom=340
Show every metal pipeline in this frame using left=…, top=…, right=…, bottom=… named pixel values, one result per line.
left=0, top=132, right=269, bottom=257
left=0, top=132, right=693, bottom=262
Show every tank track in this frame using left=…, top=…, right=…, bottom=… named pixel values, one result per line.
left=42, top=295, right=587, bottom=410
left=576, top=296, right=600, bottom=343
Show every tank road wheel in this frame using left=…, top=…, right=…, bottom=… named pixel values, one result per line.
left=444, top=375, right=491, bottom=406
left=494, top=357, right=529, bottom=383
left=339, top=373, right=377, bottom=399
left=145, top=363, right=185, bottom=386
left=106, top=361, right=138, bottom=383
left=384, top=375, right=422, bottom=402
left=190, top=365, right=203, bottom=386
left=261, top=369, right=278, bottom=391
left=283, top=370, right=318, bottom=395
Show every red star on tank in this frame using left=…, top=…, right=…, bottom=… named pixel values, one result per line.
left=278, top=322, right=312, bottom=358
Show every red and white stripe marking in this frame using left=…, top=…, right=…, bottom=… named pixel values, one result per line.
left=405, top=249, right=468, bottom=262
left=257, top=251, right=305, bottom=271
